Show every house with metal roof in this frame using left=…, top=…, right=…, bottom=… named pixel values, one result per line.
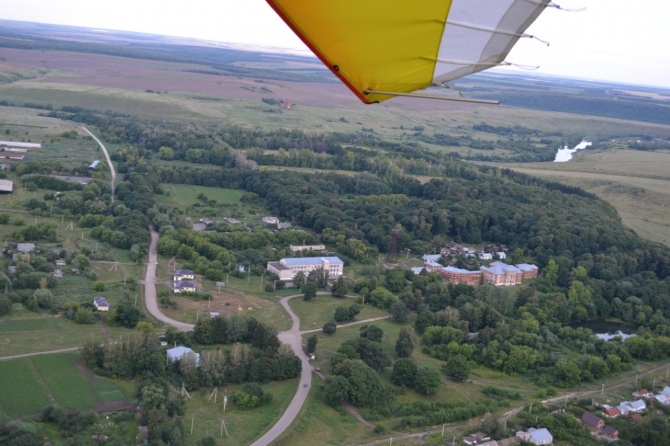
left=93, top=297, right=110, bottom=311
left=602, top=426, right=619, bottom=439
left=516, top=428, right=552, bottom=445
left=622, top=400, right=646, bottom=412
left=0, top=179, right=13, bottom=193
left=653, top=394, right=670, bottom=406
left=267, top=256, right=343, bottom=280
left=17, top=243, right=36, bottom=253
left=411, top=267, right=425, bottom=275
left=174, top=269, right=195, bottom=281
left=603, top=407, right=621, bottom=418
left=88, top=160, right=100, bottom=171
left=174, top=281, right=196, bottom=293
left=581, top=412, right=605, bottom=431
left=166, top=346, right=200, bottom=366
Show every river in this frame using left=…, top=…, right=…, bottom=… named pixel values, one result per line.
left=554, top=141, right=592, bottom=162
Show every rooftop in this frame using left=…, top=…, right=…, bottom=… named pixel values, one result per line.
left=443, top=266, right=480, bottom=275
left=481, top=261, right=521, bottom=275
left=17, top=243, right=36, bottom=253
left=422, top=254, right=441, bottom=261
left=175, top=281, right=196, bottom=289
left=93, top=297, right=109, bottom=307
left=268, top=261, right=290, bottom=271
left=581, top=412, right=603, bottom=427
left=281, top=256, right=343, bottom=266
left=175, top=269, right=194, bottom=276
left=529, top=428, right=552, bottom=442
left=516, top=263, right=538, bottom=271
left=602, top=426, right=618, bottom=435
left=0, top=179, right=13, bottom=192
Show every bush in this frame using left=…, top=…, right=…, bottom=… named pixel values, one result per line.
left=91, top=281, right=106, bottom=291
left=323, top=321, right=337, bottom=335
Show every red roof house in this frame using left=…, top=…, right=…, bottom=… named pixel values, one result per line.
left=603, top=407, right=621, bottom=418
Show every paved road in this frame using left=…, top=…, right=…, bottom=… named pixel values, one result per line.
left=75, top=124, right=116, bottom=203
left=251, top=293, right=313, bottom=446
left=0, top=347, right=79, bottom=361
left=144, top=226, right=194, bottom=332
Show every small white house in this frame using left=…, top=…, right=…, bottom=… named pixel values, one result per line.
left=166, top=346, right=200, bottom=366
left=516, top=428, right=553, bottom=445
left=478, top=252, right=493, bottom=260
left=496, top=252, right=507, bottom=259
left=422, top=254, right=442, bottom=262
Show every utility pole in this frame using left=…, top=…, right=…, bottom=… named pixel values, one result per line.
left=601, top=383, right=605, bottom=395
left=247, top=265, right=251, bottom=284
left=221, top=419, right=228, bottom=437
left=190, top=416, right=194, bottom=435
left=442, top=424, right=445, bottom=437
left=529, top=402, right=533, bottom=414
left=260, top=274, right=263, bottom=290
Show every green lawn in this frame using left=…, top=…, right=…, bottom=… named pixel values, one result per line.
left=0, top=359, right=51, bottom=416
left=274, top=389, right=374, bottom=446
left=0, top=316, right=131, bottom=358
left=183, top=378, right=299, bottom=446
left=290, top=296, right=388, bottom=331
left=155, top=184, right=244, bottom=208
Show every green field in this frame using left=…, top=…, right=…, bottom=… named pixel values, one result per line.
left=31, top=354, right=97, bottom=409
left=183, top=379, right=299, bottom=446
left=155, top=184, right=244, bottom=208
left=0, top=353, right=132, bottom=416
left=0, top=359, right=52, bottom=416
left=0, top=316, right=130, bottom=358
left=289, top=295, right=388, bottom=331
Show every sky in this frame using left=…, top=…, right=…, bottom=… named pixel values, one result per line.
left=1, top=0, right=670, bottom=89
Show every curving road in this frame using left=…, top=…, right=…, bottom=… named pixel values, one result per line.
left=250, top=293, right=313, bottom=446
left=74, top=123, right=117, bottom=202
left=145, top=227, right=194, bottom=331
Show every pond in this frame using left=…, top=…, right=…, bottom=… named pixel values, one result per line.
left=571, top=319, right=636, bottom=341
left=554, top=141, right=592, bottom=162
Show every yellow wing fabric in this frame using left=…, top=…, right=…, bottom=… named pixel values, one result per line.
left=267, top=0, right=548, bottom=104
left=267, top=0, right=452, bottom=104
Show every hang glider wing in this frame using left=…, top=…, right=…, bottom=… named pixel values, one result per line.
left=266, top=0, right=548, bottom=103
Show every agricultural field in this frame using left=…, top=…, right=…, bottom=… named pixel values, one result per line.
left=0, top=353, right=135, bottom=417
left=0, top=105, right=102, bottom=167
left=495, top=148, right=670, bottom=247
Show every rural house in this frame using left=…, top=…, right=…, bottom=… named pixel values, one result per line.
left=93, top=297, right=110, bottom=311
left=174, top=281, right=196, bottom=293
left=174, top=269, right=195, bottom=281
left=167, top=346, right=200, bottom=366
left=602, top=426, right=619, bottom=440
left=581, top=412, right=605, bottom=431
left=515, top=428, right=553, bottom=445
left=463, top=432, right=490, bottom=445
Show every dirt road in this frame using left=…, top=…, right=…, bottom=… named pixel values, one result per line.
left=75, top=124, right=116, bottom=202
left=144, top=226, right=194, bottom=331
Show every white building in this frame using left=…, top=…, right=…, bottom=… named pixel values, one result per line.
left=267, top=257, right=344, bottom=281
left=167, top=346, right=200, bottom=366
left=422, top=254, right=442, bottom=262
left=516, top=428, right=552, bottom=445
left=478, top=252, right=493, bottom=260
left=290, top=244, right=326, bottom=252
left=261, top=216, right=279, bottom=224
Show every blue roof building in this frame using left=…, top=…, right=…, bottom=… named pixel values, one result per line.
left=167, top=346, right=200, bottom=366
left=88, top=160, right=100, bottom=170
